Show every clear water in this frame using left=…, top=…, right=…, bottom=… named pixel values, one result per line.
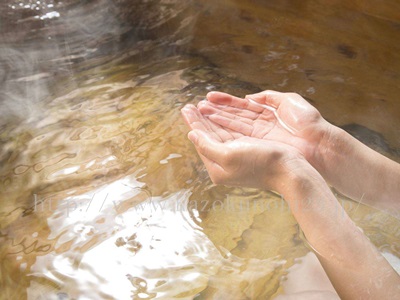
left=1, top=0, right=400, bottom=299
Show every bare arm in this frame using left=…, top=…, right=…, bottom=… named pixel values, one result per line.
left=314, top=125, right=400, bottom=215
left=181, top=103, right=400, bottom=299
left=281, top=170, right=400, bottom=299
left=199, top=90, right=400, bottom=215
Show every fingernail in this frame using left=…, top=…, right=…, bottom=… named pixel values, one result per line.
left=182, top=104, right=195, bottom=110
left=198, top=100, right=207, bottom=107
left=206, top=91, right=217, bottom=100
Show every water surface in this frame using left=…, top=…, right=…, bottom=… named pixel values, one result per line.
left=1, top=0, right=400, bottom=299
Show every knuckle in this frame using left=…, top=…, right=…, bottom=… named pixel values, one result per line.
left=210, top=174, right=225, bottom=185
left=198, top=140, right=207, bottom=154
left=222, top=151, right=235, bottom=166
left=286, top=92, right=301, bottom=98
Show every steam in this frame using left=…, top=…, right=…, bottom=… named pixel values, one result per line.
left=0, top=0, right=197, bottom=128
left=0, top=46, right=51, bottom=125
left=0, top=0, right=125, bottom=126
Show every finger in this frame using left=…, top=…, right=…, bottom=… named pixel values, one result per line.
left=198, top=100, right=277, bottom=126
left=181, top=104, right=206, bottom=130
left=222, top=127, right=243, bottom=140
left=181, top=104, right=224, bottom=141
left=198, top=100, right=254, bottom=123
left=199, top=99, right=277, bottom=132
left=204, top=115, right=242, bottom=142
left=198, top=100, right=262, bottom=120
left=198, top=101, right=276, bottom=126
left=182, top=104, right=241, bottom=143
left=209, top=114, right=276, bottom=138
left=197, top=152, right=227, bottom=183
left=245, top=90, right=284, bottom=108
left=190, top=104, right=236, bottom=141
left=206, top=91, right=264, bottom=113
left=197, top=100, right=258, bottom=139
left=208, top=114, right=254, bottom=136
left=186, top=101, right=242, bottom=141
left=188, top=130, right=228, bottom=163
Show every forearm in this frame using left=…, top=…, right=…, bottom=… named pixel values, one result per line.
left=313, top=124, right=400, bottom=214
left=276, top=171, right=400, bottom=299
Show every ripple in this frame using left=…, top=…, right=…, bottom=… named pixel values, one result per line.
left=2, top=0, right=400, bottom=298
left=33, top=153, right=77, bottom=172
left=13, top=164, right=30, bottom=175
left=26, top=178, right=284, bottom=299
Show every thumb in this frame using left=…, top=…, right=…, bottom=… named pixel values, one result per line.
left=188, top=130, right=225, bottom=162
left=246, top=90, right=283, bottom=108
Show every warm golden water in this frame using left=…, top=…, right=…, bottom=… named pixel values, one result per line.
left=1, top=0, right=400, bottom=299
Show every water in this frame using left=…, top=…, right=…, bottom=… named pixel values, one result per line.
left=1, top=0, right=400, bottom=299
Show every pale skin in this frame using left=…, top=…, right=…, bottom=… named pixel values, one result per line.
left=181, top=90, right=400, bottom=299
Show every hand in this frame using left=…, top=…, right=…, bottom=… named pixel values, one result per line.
left=182, top=93, right=400, bottom=300
left=197, top=91, right=332, bottom=164
left=181, top=103, right=312, bottom=191
left=197, top=91, right=400, bottom=214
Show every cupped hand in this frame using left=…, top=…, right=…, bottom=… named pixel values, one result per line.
left=181, top=104, right=310, bottom=191
left=197, top=91, right=332, bottom=163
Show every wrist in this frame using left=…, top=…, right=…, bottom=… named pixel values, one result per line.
left=270, top=156, right=325, bottom=197
left=309, top=122, right=347, bottom=182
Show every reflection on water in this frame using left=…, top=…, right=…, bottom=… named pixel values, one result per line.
left=27, top=188, right=287, bottom=299
left=1, top=0, right=400, bottom=299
